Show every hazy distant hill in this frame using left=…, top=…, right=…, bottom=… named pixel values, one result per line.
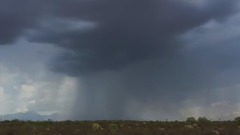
left=0, top=111, right=62, bottom=121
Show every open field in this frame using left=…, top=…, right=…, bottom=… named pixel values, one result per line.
left=0, top=120, right=240, bottom=135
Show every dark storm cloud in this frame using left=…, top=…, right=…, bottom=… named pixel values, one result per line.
left=26, top=0, right=239, bottom=74
left=25, top=0, right=239, bottom=119
left=0, top=0, right=44, bottom=44
left=0, top=0, right=238, bottom=70
left=0, top=0, right=238, bottom=71
left=1, top=0, right=240, bottom=120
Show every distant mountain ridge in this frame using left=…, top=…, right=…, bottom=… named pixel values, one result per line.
left=0, top=111, right=62, bottom=121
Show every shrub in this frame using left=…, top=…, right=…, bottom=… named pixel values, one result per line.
left=109, top=124, right=118, bottom=130
left=184, top=124, right=194, bottom=129
left=197, top=117, right=210, bottom=123
left=234, top=116, right=240, bottom=124
left=92, top=123, right=103, bottom=131
left=186, top=117, right=196, bottom=123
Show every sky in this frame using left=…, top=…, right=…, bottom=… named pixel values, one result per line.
left=1, top=0, right=240, bottom=121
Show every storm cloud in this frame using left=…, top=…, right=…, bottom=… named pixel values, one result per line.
left=26, top=0, right=239, bottom=73
left=1, top=0, right=240, bottom=120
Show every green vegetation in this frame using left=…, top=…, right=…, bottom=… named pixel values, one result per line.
left=92, top=123, right=103, bottom=131
left=234, top=116, right=240, bottom=124
left=186, top=117, right=196, bottom=124
left=197, top=117, right=210, bottom=123
left=0, top=118, right=239, bottom=135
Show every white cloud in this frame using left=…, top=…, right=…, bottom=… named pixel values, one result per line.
left=0, top=87, right=6, bottom=102
left=180, top=101, right=240, bottom=120
left=0, top=87, right=13, bottom=114
left=0, top=64, right=80, bottom=115
left=0, top=39, right=79, bottom=116
left=20, top=84, right=37, bottom=99
left=0, top=64, right=18, bottom=86
left=16, top=106, right=29, bottom=113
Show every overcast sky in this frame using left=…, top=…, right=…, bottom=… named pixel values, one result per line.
left=1, top=0, right=240, bottom=121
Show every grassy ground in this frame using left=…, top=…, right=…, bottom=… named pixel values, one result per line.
left=0, top=120, right=239, bottom=135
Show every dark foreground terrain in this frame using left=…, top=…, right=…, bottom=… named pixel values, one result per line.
left=0, top=120, right=239, bottom=135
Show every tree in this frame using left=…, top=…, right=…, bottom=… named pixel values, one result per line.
left=234, top=116, right=240, bottom=124
left=186, top=117, right=196, bottom=123
left=197, top=117, right=210, bottom=123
